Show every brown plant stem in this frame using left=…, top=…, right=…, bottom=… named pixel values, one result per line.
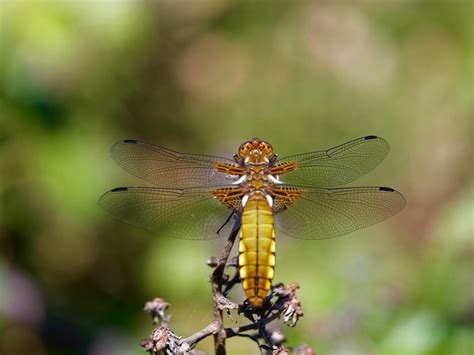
left=210, top=222, right=240, bottom=355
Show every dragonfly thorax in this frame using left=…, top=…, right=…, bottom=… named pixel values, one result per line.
left=237, top=164, right=276, bottom=207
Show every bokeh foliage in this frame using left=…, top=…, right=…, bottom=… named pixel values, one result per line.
left=0, top=1, right=472, bottom=354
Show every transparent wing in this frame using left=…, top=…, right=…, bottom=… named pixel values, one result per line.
left=110, top=139, right=237, bottom=188
left=98, top=187, right=237, bottom=240
left=276, top=136, right=389, bottom=187
left=275, top=186, right=405, bottom=239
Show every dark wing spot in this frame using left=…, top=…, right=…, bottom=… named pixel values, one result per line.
left=379, top=187, right=394, bottom=192
left=111, top=187, right=128, bottom=192
left=123, top=139, right=138, bottom=144
left=364, top=135, right=378, bottom=140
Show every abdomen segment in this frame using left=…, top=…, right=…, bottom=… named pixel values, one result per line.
left=239, top=197, right=275, bottom=307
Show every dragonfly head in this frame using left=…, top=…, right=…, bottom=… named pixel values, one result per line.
left=238, top=139, right=273, bottom=163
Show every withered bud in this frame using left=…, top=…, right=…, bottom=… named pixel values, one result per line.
left=272, top=283, right=304, bottom=327
left=282, top=296, right=304, bottom=327
left=140, top=326, right=179, bottom=354
left=270, top=329, right=285, bottom=345
left=294, top=343, right=316, bottom=355
left=272, top=346, right=291, bottom=355
left=144, top=298, right=171, bottom=326
left=274, top=282, right=300, bottom=298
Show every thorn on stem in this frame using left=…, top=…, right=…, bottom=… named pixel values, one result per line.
left=207, top=256, right=218, bottom=267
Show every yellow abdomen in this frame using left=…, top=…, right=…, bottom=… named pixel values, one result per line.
left=239, top=197, right=275, bottom=307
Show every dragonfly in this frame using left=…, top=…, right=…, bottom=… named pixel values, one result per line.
left=99, top=136, right=406, bottom=308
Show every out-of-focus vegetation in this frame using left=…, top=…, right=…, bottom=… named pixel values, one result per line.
left=0, top=1, right=472, bottom=354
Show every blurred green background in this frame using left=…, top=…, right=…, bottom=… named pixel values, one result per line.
left=0, top=1, right=472, bottom=354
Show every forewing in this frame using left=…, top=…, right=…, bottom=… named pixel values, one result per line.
left=276, top=136, right=389, bottom=187
left=275, top=186, right=406, bottom=239
left=110, top=139, right=237, bottom=188
left=98, top=187, right=237, bottom=239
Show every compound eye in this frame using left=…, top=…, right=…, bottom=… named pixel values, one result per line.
left=259, top=142, right=271, bottom=154
left=240, top=142, right=252, bottom=155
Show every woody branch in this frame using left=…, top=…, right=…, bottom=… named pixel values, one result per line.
left=139, top=225, right=313, bottom=354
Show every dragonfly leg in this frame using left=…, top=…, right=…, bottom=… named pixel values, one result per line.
left=257, top=319, right=273, bottom=347
left=216, top=212, right=233, bottom=235
left=216, top=212, right=241, bottom=236
left=223, top=269, right=240, bottom=296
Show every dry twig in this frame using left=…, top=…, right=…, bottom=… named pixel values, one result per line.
left=140, top=223, right=314, bottom=354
